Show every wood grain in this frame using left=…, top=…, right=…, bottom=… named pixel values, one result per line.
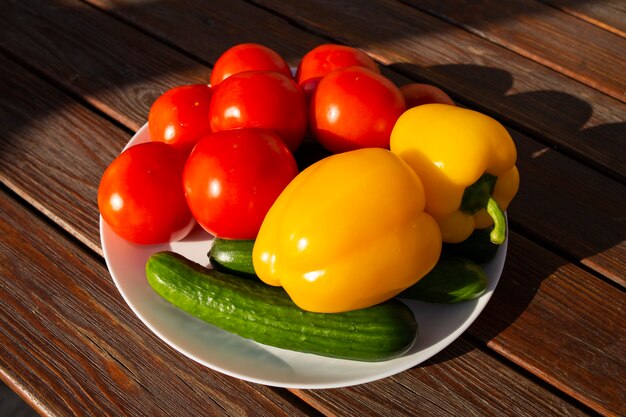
left=0, top=55, right=128, bottom=256
left=84, top=0, right=322, bottom=68
left=1, top=59, right=621, bottom=414
left=538, top=0, right=626, bottom=37
left=0, top=189, right=316, bottom=417
left=508, top=130, right=626, bottom=287
left=292, top=337, right=591, bottom=416
left=250, top=0, right=626, bottom=182
left=2, top=15, right=623, bottom=288
left=1, top=52, right=597, bottom=416
left=1, top=1, right=623, bottom=415
left=0, top=0, right=208, bottom=131
left=402, top=0, right=626, bottom=100
left=67, top=0, right=626, bottom=284
left=2, top=186, right=597, bottom=416
left=470, top=231, right=626, bottom=416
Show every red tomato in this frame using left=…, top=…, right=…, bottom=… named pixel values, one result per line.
left=400, top=83, right=455, bottom=108
left=296, top=44, right=380, bottom=97
left=209, top=70, right=308, bottom=152
left=98, top=142, right=194, bottom=244
left=183, top=129, right=298, bottom=239
left=310, top=66, right=405, bottom=153
left=210, top=43, right=292, bottom=86
left=148, top=84, right=213, bottom=154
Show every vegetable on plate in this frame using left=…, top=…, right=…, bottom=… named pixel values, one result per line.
left=95, top=42, right=519, bottom=364
left=209, top=238, right=256, bottom=277
left=209, top=43, right=292, bottom=86
left=253, top=147, right=442, bottom=313
left=398, top=256, right=487, bottom=303
left=209, top=237, right=490, bottom=304
left=146, top=251, right=418, bottom=362
left=147, top=84, right=213, bottom=154
left=400, top=83, right=455, bottom=108
left=309, top=66, right=406, bottom=153
left=209, top=70, right=308, bottom=152
left=390, top=104, right=519, bottom=244
left=98, top=142, right=194, bottom=245
left=443, top=226, right=500, bottom=264
left=295, top=43, right=380, bottom=97
left=183, top=128, right=298, bottom=240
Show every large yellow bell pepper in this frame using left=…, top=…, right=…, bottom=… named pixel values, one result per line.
left=252, top=148, right=441, bottom=313
left=390, top=104, right=519, bottom=244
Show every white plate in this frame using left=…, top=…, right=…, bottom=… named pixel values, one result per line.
left=100, top=123, right=506, bottom=389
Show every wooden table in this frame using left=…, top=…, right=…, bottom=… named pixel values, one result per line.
left=1, top=1, right=625, bottom=416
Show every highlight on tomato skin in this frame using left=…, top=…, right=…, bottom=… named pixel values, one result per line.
left=98, top=142, right=195, bottom=245
left=148, top=84, right=213, bottom=155
left=296, top=43, right=380, bottom=97
left=209, top=70, right=308, bottom=152
left=183, top=128, right=299, bottom=240
left=210, top=43, right=292, bottom=87
left=309, top=66, right=406, bottom=154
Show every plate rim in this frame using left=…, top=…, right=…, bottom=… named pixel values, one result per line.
left=100, top=123, right=507, bottom=389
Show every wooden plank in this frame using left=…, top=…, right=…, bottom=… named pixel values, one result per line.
left=538, top=0, right=626, bottom=37
left=0, top=2, right=620, bottom=412
left=2, top=50, right=592, bottom=411
left=471, top=231, right=626, bottom=416
left=70, top=0, right=626, bottom=284
left=2, top=17, right=623, bottom=289
left=246, top=0, right=626, bottom=182
left=0, top=53, right=595, bottom=416
left=0, top=58, right=621, bottom=415
left=83, top=0, right=322, bottom=68
left=0, top=54, right=126, bottom=256
left=401, top=0, right=626, bottom=100
left=508, top=130, right=626, bottom=287
left=292, top=337, right=591, bottom=416
left=0, top=0, right=208, bottom=131
left=0, top=189, right=315, bottom=417
left=228, top=0, right=626, bottom=283
left=1, top=0, right=624, bottom=285
left=0, top=196, right=594, bottom=417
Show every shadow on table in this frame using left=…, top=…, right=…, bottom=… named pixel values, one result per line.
left=387, top=63, right=626, bottom=366
left=0, top=0, right=624, bottom=374
left=389, top=63, right=626, bottom=174
left=0, top=380, right=39, bottom=417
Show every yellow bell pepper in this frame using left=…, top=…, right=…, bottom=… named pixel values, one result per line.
left=390, top=104, right=519, bottom=244
left=252, top=148, right=441, bottom=313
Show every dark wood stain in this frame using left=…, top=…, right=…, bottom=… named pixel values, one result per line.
left=0, top=0, right=624, bottom=416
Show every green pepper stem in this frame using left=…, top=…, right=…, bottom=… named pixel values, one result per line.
left=487, top=197, right=507, bottom=245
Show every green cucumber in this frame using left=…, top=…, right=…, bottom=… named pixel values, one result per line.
left=208, top=238, right=256, bottom=277
left=146, top=251, right=417, bottom=362
left=206, top=238, right=487, bottom=303
left=442, top=227, right=500, bottom=264
left=399, top=256, right=487, bottom=303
